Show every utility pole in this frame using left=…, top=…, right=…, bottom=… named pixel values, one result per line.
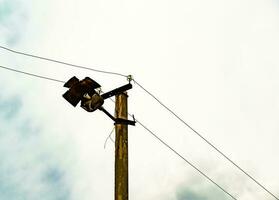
left=62, top=77, right=135, bottom=200
left=115, top=92, right=129, bottom=200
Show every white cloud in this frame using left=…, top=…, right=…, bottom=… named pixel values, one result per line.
left=1, top=0, right=279, bottom=199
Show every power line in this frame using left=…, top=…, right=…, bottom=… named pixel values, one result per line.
left=0, top=65, right=237, bottom=199
left=132, top=115, right=237, bottom=200
left=1, top=44, right=277, bottom=199
left=133, top=80, right=279, bottom=200
left=1, top=64, right=270, bottom=199
left=0, top=45, right=127, bottom=78
left=0, top=65, right=65, bottom=83
left=105, top=96, right=237, bottom=199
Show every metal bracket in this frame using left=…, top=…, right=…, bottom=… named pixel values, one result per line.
left=115, top=116, right=136, bottom=126
left=101, top=83, right=132, bottom=100
left=99, top=107, right=136, bottom=126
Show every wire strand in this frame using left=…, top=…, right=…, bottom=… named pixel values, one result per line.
left=0, top=65, right=65, bottom=83
left=0, top=45, right=127, bottom=78
left=132, top=115, right=237, bottom=200
left=105, top=97, right=237, bottom=199
left=134, top=80, right=279, bottom=200
left=104, top=127, right=115, bottom=149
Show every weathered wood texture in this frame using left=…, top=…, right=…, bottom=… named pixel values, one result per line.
left=115, top=92, right=128, bottom=200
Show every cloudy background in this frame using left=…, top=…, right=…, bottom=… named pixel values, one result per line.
left=0, top=0, right=279, bottom=199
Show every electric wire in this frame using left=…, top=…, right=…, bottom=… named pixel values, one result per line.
left=107, top=97, right=237, bottom=199
left=0, top=45, right=277, bottom=199
left=0, top=65, right=249, bottom=199
left=0, top=65, right=65, bottom=83
left=104, top=127, right=115, bottom=149
left=134, top=80, right=279, bottom=200
left=135, top=80, right=279, bottom=199
left=0, top=45, right=127, bottom=78
left=134, top=117, right=237, bottom=200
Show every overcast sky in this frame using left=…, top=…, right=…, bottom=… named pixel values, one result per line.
left=0, top=0, right=279, bottom=199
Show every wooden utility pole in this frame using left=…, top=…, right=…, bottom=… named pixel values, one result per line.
left=115, top=92, right=129, bottom=200
left=62, top=76, right=134, bottom=200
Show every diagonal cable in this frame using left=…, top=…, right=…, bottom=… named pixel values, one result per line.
left=0, top=65, right=65, bottom=83
left=105, top=97, right=237, bottom=199
left=133, top=80, right=279, bottom=200
left=0, top=45, right=127, bottom=78
left=132, top=115, right=237, bottom=200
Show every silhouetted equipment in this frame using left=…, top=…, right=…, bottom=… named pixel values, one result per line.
left=62, top=76, right=135, bottom=125
left=63, top=76, right=102, bottom=107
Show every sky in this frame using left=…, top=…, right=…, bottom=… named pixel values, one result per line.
left=0, top=0, right=279, bottom=200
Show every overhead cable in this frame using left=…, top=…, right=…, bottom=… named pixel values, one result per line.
left=133, top=80, right=279, bottom=200
left=1, top=45, right=277, bottom=199
left=0, top=65, right=65, bottom=83
left=109, top=97, right=237, bottom=199
left=134, top=116, right=237, bottom=200
left=0, top=65, right=236, bottom=199
left=0, top=45, right=127, bottom=78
